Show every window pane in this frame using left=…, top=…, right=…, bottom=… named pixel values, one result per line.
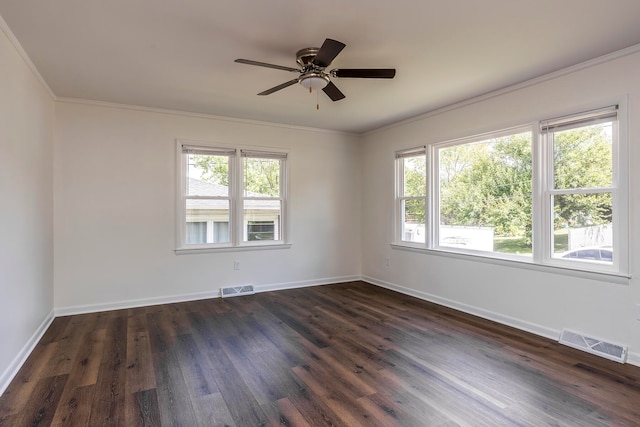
left=402, top=199, right=425, bottom=243
left=438, top=132, right=532, bottom=255
left=403, top=155, right=426, bottom=197
left=247, top=221, right=275, bottom=241
left=186, top=222, right=207, bottom=244
left=187, top=154, right=230, bottom=196
left=553, top=122, right=613, bottom=189
left=185, top=199, right=230, bottom=244
left=244, top=157, right=280, bottom=197
left=213, top=222, right=230, bottom=243
left=244, top=200, right=281, bottom=241
left=552, top=193, right=612, bottom=263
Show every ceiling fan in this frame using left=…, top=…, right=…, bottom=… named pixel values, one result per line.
left=235, top=38, right=396, bottom=101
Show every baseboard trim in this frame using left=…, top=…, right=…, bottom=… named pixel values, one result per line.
left=362, top=275, right=560, bottom=341
left=0, top=310, right=55, bottom=396
left=255, top=275, right=361, bottom=293
left=55, top=290, right=220, bottom=316
left=54, top=275, right=361, bottom=317
left=361, top=275, right=640, bottom=368
left=627, top=351, right=640, bottom=367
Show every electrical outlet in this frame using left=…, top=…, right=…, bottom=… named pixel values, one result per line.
left=635, top=304, right=640, bottom=321
left=385, top=257, right=390, bottom=267
left=233, top=261, right=240, bottom=270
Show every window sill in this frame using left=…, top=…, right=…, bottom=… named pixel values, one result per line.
left=390, top=243, right=630, bottom=285
left=175, top=243, right=292, bottom=255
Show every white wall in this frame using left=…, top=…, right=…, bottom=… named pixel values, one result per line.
left=361, top=49, right=640, bottom=364
left=53, top=102, right=362, bottom=311
left=0, top=23, right=55, bottom=391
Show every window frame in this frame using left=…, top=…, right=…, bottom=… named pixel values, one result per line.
left=176, top=140, right=290, bottom=253
left=395, top=146, right=427, bottom=248
left=432, top=126, right=534, bottom=261
left=537, top=105, right=627, bottom=276
left=393, top=101, right=629, bottom=280
left=240, top=150, right=287, bottom=246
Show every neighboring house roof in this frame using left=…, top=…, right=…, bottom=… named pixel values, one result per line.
left=188, top=178, right=229, bottom=197
left=186, top=178, right=279, bottom=211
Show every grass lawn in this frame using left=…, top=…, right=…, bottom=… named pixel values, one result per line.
left=493, top=230, right=568, bottom=255
left=493, top=236, right=532, bottom=255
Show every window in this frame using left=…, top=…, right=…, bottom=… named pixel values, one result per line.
left=177, top=142, right=287, bottom=250
left=541, top=105, right=623, bottom=272
left=241, top=151, right=284, bottom=242
left=395, top=147, right=427, bottom=244
left=437, top=130, right=532, bottom=256
left=182, top=146, right=234, bottom=245
left=394, top=104, right=627, bottom=277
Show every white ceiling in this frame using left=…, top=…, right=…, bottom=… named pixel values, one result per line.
left=2, top=1, right=640, bottom=134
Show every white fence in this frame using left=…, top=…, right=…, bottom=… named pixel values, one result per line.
left=568, top=224, right=612, bottom=249
left=404, top=224, right=494, bottom=251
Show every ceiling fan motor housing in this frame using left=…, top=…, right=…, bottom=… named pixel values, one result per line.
left=296, top=47, right=321, bottom=67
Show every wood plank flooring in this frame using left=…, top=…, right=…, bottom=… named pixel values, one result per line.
left=1, top=281, right=640, bottom=426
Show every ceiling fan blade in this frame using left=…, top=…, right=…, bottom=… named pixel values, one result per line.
left=312, top=39, right=346, bottom=68
left=257, top=78, right=300, bottom=95
left=235, top=59, right=300, bottom=73
left=322, top=81, right=345, bottom=101
left=332, top=68, right=396, bottom=78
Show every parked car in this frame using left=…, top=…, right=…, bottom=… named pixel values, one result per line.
left=561, top=247, right=612, bottom=262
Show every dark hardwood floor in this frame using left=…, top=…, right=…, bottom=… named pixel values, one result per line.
left=1, top=281, right=640, bottom=426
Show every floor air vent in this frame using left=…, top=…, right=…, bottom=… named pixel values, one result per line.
left=559, top=329, right=627, bottom=363
left=220, top=285, right=255, bottom=298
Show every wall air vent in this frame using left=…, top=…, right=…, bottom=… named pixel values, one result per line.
left=220, top=285, right=255, bottom=298
left=559, top=329, right=627, bottom=363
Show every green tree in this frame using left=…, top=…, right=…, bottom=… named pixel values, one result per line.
left=402, top=155, right=426, bottom=223
left=192, top=155, right=281, bottom=196
left=243, top=158, right=280, bottom=196
left=552, top=125, right=612, bottom=229
left=439, top=133, right=533, bottom=242
left=192, top=155, right=229, bottom=186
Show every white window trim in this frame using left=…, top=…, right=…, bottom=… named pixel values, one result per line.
left=431, top=125, right=533, bottom=259
left=537, top=103, right=628, bottom=276
left=175, top=139, right=290, bottom=254
left=393, top=99, right=630, bottom=282
left=394, top=146, right=427, bottom=249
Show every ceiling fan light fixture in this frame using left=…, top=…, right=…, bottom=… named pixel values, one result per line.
left=299, top=73, right=329, bottom=90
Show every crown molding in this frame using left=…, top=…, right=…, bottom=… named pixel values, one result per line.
left=55, top=97, right=359, bottom=137
left=0, top=15, right=55, bottom=100
left=366, top=43, right=640, bottom=136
